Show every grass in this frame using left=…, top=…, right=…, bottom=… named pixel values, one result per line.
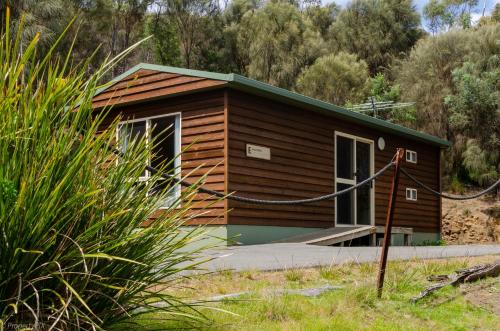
left=124, top=255, right=500, bottom=330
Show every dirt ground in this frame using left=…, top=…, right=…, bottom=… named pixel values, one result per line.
left=441, top=194, right=500, bottom=244
left=462, top=278, right=500, bottom=315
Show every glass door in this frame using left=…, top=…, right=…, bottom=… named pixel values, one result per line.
left=335, top=133, right=374, bottom=226
left=356, top=141, right=372, bottom=225
left=335, top=135, right=356, bottom=225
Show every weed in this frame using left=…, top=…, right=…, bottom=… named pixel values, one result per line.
left=318, top=266, right=337, bottom=280
left=218, top=268, right=234, bottom=279
left=260, top=297, right=290, bottom=322
left=284, top=269, right=303, bottom=282
left=359, top=261, right=376, bottom=275
left=353, top=285, right=378, bottom=308
left=240, top=270, right=259, bottom=280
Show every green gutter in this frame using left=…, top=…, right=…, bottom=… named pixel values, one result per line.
left=96, top=63, right=450, bottom=148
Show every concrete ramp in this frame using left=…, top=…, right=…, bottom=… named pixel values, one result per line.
left=275, top=226, right=376, bottom=246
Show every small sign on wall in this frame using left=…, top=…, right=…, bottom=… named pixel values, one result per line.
left=246, top=144, right=271, bottom=160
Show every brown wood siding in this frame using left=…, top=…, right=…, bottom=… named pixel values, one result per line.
left=92, top=67, right=441, bottom=233
left=95, top=89, right=227, bottom=225
left=92, top=69, right=227, bottom=109
left=227, top=90, right=441, bottom=233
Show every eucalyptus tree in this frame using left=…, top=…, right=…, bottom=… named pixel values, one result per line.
left=446, top=60, right=499, bottom=185
left=236, top=0, right=325, bottom=89
left=143, top=3, right=182, bottom=66
left=156, top=0, right=221, bottom=69
left=394, top=24, right=500, bottom=182
left=0, top=0, right=67, bottom=47
left=303, top=1, right=338, bottom=38
left=423, top=0, right=479, bottom=34
left=494, top=3, right=500, bottom=22
left=2, top=0, right=155, bottom=75
left=221, top=0, right=261, bottom=74
left=295, top=52, right=370, bottom=106
left=104, top=0, right=153, bottom=74
left=328, top=0, right=422, bottom=74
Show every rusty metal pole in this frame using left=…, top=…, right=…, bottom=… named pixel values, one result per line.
left=377, top=148, right=405, bottom=298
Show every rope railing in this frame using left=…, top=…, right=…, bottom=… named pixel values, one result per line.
left=146, top=161, right=395, bottom=205
left=400, top=167, right=500, bottom=200
left=103, top=137, right=394, bottom=205
left=110, top=139, right=500, bottom=204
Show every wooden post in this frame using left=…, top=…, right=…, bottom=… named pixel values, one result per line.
left=377, top=148, right=405, bottom=298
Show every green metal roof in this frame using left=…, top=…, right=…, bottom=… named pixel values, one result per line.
left=99, top=63, right=450, bottom=148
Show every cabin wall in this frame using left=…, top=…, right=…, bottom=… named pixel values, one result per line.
left=226, top=90, right=441, bottom=234
left=97, top=90, right=227, bottom=225
left=94, top=74, right=441, bottom=237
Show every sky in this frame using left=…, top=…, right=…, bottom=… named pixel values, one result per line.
left=323, top=0, right=499, bottom=29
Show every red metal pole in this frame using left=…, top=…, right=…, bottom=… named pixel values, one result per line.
left=377, top=148, right=405, bottom=298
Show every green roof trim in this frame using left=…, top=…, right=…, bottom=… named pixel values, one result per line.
left=97, top=63, right=450, bottom=148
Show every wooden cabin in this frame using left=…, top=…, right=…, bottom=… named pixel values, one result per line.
left=92, top=63, right=449, bottom=245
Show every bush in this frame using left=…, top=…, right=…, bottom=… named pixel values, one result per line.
left=448, top=176, right=466, bottom=194
left=393, top=24, right=500, bottom=182
left=295, top=52, right=370, bottom=106
left=0, top=13, right=214, bottom=330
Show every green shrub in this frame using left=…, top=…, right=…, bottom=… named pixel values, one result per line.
left=448, top=176, right=466, bottom=194
left=0, top=12, right=215, bottom=330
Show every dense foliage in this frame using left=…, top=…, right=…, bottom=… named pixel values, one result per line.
left=0, top=12, right=215, bottom=330
left=394, top=24, right=499, bottom=184
left=0, top=0, right=498, bottom=185
left=327, top=0, right=423, bottom=74
left=295, top=52, right=369, bottom=105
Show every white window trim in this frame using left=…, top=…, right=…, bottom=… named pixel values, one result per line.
left=334, top=131, right=375, bottom=227
left=406, top=188, right=417, bottom=201
left=406, top=150, right=417, bottom=164
left=117, top=112, right=182, bottom=208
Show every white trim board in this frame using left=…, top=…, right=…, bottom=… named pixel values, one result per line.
left=334, top=131, right=375, bottom=227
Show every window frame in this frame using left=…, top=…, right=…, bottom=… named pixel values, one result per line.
left=117, top=112, right=182, bottom=208
left=406, top=188, right=417, bottom=201
left=406, top=150, right=417, bottom=164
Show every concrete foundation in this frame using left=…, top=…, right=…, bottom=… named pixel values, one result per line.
left=181, top=225, right=440, bottom=247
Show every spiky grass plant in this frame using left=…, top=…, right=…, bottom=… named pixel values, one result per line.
left=0, top=11, right=217, bottom=330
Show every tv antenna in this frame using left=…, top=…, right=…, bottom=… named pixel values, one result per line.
left=347, top=97, right=415, bottom=120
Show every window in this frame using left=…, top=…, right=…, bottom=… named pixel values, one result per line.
left=117, top=114, right=181, bottom=207
left=406, top=150, right=417, bottom=163
left=406, top=188, right=417, bottom=201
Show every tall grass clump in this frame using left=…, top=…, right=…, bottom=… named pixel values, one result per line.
left=0, top=11, right=216, bottom=330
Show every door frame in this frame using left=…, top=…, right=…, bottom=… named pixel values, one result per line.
left=334, top=131, right=375, bottom=227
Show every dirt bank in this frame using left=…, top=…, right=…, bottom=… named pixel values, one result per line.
left=441, top=194, right=500, bottom=244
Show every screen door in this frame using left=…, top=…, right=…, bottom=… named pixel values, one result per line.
left=335, top=132, right=374, bottom=226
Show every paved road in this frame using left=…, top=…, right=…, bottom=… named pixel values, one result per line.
left=200, top=244, right=500, bottom=272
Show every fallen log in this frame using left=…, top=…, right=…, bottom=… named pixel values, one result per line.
left=412, top=260, right=500, bottom=302
left=464, top=262, right=500, bottom=283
